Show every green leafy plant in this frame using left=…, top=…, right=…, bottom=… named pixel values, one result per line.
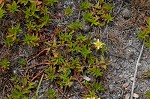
left=24, top=3, right=39, bottom=19
left=80, top=1, right=91, bottom=10
left=81, top=1, right=113, bottom=26
left=83, top=12, right=101, bottom=26
left=18, top=58, right=26, bottom=67
left=0, top=3, right=5, bottom=19
left=89, top=67, right=103, bottom=77
left=23, top=33, right=39, bottom=47
left=5, top=24, right=22, bottom=47
left=145, top=91, right=150, bottom=99
left=0, top=0, right=112, bottom=98
left=137, top=18, right=150, bottom=50
left=65, top=6, right=73, bottom=16
left=68, top=20, right=83, bottom=30
left=44, top=0, right=58, bottom=6
left=11, top=76, right=36, bottom=99
left=79, top=45, right=91, bottom=59
left=83, top=81, right=103, bottom=98
left=0, top=58, right=10, bottom=69
left=46, top=88, right=57, bottom=99
left=43, top=28, right=107, bottom=98
left=18, top=0, right=34, bottom=6
left=7, top=1, right=19, bottom=13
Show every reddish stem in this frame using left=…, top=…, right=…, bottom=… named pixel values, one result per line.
left=74, top=69, right=89, bottom=94
left=30, top=69, right=45, bottom=82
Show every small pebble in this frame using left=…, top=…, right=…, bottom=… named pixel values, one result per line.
left=122, top=8, right=131, bottom=19
left=130, top=77, right=134, bottom=81
left=125, top=93, right=130, bottom=99
left=137, top=63, right=141, bottom=66
left=82, top=76, right=91, bottom=81
left=82, top=24, right=91, bottom=32
left=133, top=93, right=139, bottom=98
left=123, top=82, right=129, bottom=88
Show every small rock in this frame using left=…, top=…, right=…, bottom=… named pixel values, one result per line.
left=123, top=82, right=129, bottom=88
left=119, top=74, right=123, bottom=78
left=133, top=93, right=139, bottom=98
left=82, top=76, right=91, bottom=81
left=125, top=93, right=130, bottom=99
left=122, top=8, right=131, bottom=19
left=137, top=63, right=141, bottom=66
left=130, top=77, right=134, bottom=81
left=109, top=84, right=113, bottom=90
left=82, top=24, right=91, bottom=32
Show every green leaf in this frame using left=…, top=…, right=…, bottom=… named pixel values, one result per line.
left=18, top=0, right=34, bottom=6
left=7, top=1, right=19, bottom=13
left=146, top=91, right=150, bottom=99
left=45, top=66, right=56, bottom=81
left=76, top=34, right=88, bottom=43
left=24, top=4, right=39, bottom=19
left=83, top=12, right=100, bottom=26
left=144, top=40, right=150, bottom=50
left=91, top=82, right=103, bottom=92
left=79, top=45, right=91, bottom=59
left=0, top=59, right=10, bottom=69
left=0, top=5, right=5, bottom=19
left=137, top=30, right=149, bottom=40
left=5, top=24, right=22, bottom=47
left=80, top=1, right=91, bottom=10
left=103, top=3, right=113, bottom=12
left=68, top=21, right=83, bottom=30
left=23, top=34, right=39, bottom=47
left=83, top=12, right=93, bottom=22
left=89, top=67, right=103, bottom=77
left=45, top=0, right=58, bottom=6
left=46, top=88, right=57, bottom=99
left=59, top=32, right=72, bottom=42
left=102, top=14, right=113, bottom=23
left=65, top=6, right=73, bottom=16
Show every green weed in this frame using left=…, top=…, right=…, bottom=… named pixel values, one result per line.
left=65, top=6, right=73, bottom=16
left=5, top=24, right=22, bottom=47
left=0, top=58, right=10, bottom=69
left=23, top=34, right=39, bottom=47
left=6, top=1, right=19, bottom=13
left=146, top=91, right=150, bottom=99
left=0, top=0, right=113, bottom=98
left=44, top=0, right=59, bottom=6
left=81, top=0, right=113, bottom=26
left=0, top=3, right=5, bottom=19
left=138, top=18, right=150, bottom=50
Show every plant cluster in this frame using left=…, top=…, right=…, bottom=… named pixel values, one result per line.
left=0, top=0, right=113, bottom=98
left=80, top=0, right=113, bottom=26
left=138, top=18, right=150, bottom=49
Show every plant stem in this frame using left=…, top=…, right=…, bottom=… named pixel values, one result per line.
left=36, top=74, right=44, bottom=97
left=130, top=42, right=144, bottom=99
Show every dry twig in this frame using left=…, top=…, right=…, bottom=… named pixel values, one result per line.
left=130, top=42, right=144, bottom=99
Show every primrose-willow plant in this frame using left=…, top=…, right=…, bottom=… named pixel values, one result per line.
left=44, top=21, right=108, bottom=98
left=1, top=0, right=112, bottom=98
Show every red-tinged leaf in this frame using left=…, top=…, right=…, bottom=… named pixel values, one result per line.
left=140, top=26, right=146, bottom=30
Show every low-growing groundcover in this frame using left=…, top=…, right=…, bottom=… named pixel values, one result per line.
left=0, top=0, right=113, bottom=98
